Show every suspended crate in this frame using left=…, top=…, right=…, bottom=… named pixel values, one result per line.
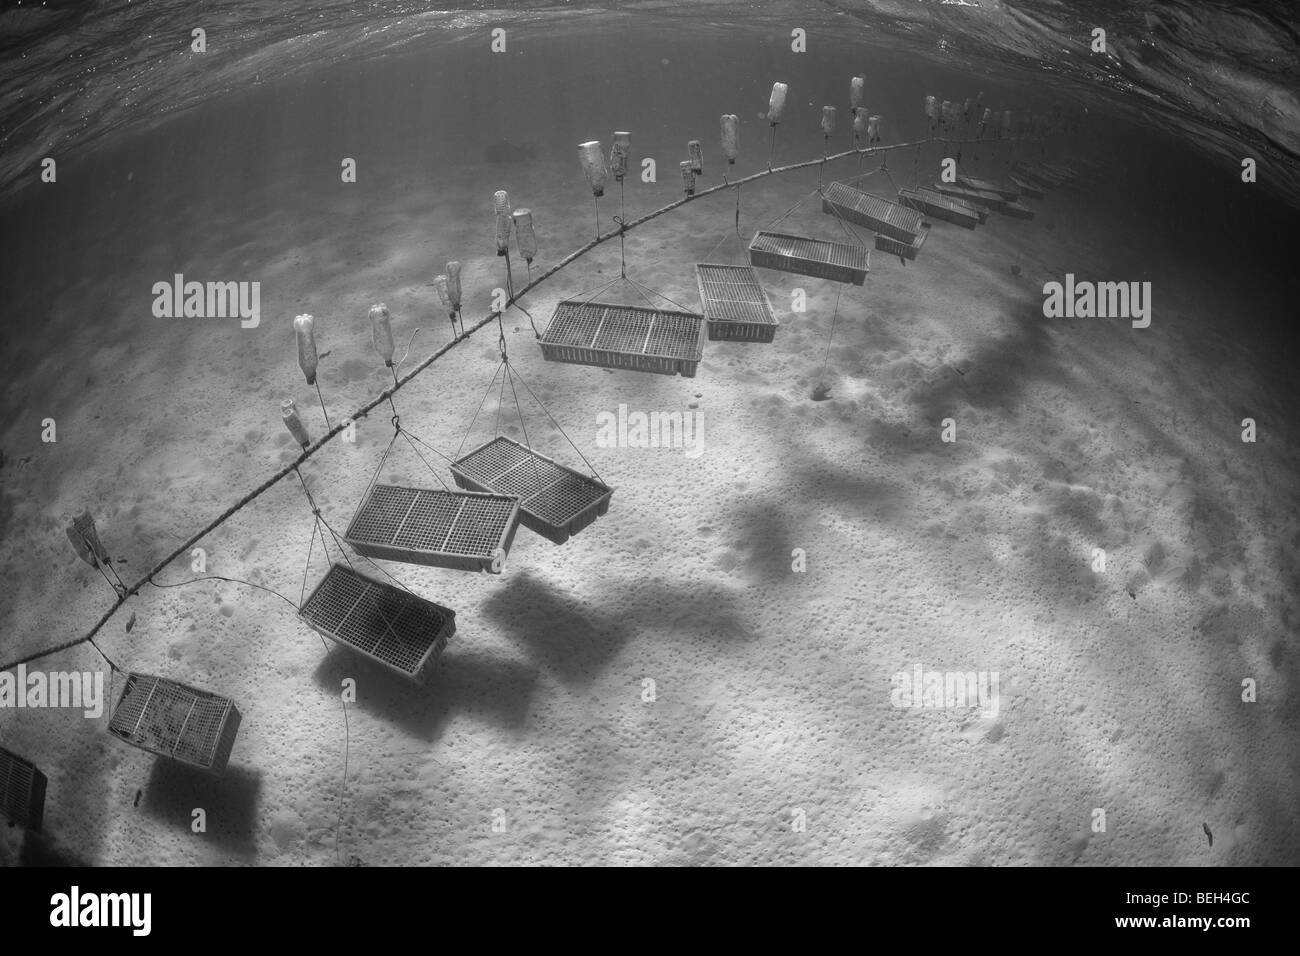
left=108, top=674, right=242, bottom=773
left=874, top=228, right=928, bottom=261
left=998, top=199, right=1036, bottom=221
left=299, top=563, right=455, bottom=684
left=1008, top=175, right=1045, bottom=200
left=0, top=746, right=47, bottom=832
left=695, top=263, right=779, bottom=343
left=345, top=484, right=521, bottom=573
left=930, top=182, right=1008, bottom=212
left=955, top=174, right=1020, bottom=200
left=820, top=182, right=925, bottom=243
left=1040, top=161, right=1080, bottom=181
left=748, top=230, right=869, bottom=285
left=897, top=187, right=982, bottom=229
left=1012, top=161, right=1067, bottom=187
left=451, top=436, right=612, bottom=545
left=540, top=300, right=704, bottom=378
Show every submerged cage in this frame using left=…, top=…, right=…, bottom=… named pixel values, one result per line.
left=300, top=564, right=454, bottom=683
left=1008, top=175, right=1045, bottom=199
left=998, top=199, right=1036, bottom=220
left=695, top=263, right=779, bottom=342
left=748, top=230, right=869, bottom=285
left=299, top=565, right=454, bottom=683
left=897, top=187, right=982, bottom=228
left=540, top=300, right=704, bottom=378
left=1017, top=161, right=1075, bottom=185
left=451, top=436, right=613, bottom=545
left=345, top=485, right=521, bottom=573
left=955, top=174, right=1020, bottom=200
left=874, top=228, right=928, bottom=260
left=820, top=182, right=924, bottom=244
left=0, top=746, right=47, bottom=832
left=108, top=674, right=241, bottom=773
left=930, top=182, right=1007, bottom=212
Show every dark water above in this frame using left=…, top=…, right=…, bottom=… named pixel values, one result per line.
left=1, top=0, right=1298, bottom=209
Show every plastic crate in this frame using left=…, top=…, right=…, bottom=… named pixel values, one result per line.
left=748, top=230, right=869, bottom=285
left=955, top=174, right=1020, bottom=200
left=345, top=484, right=520, bottom=573
left=451, top=436, right=613, bottom=545
left=821, top=182, right=924, bottom=243
left=695, top=263, right=779, bottom=342
left=540, top=300, right=704, bottom=377
left=299, top=563, right=455, bottom=684
left=998, top=199, right=1036, bottom=221
left=1011, top=161, right=1068, bottom=186
left=1008, top=175, right=1045, bottom=199
left=930, top=182, right=1008, bottom=212
left=874, top=228, right=928, bottom=260
left=897, top=188, right=982, bottom=228
left=0, top=746, right=47, bottom=832
left=108, top=674, right=242, bottom=773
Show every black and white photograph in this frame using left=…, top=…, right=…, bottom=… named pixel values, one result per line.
left=0, top=0, right=1295, bottom=899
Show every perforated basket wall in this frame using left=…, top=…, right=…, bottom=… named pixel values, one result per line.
left=299, top=563, right=455, bottom=684
left=874, top=229, right=928, bottom=260
left=540, top=300, right=704, bottom=377
left=108, top=674, right=241, bottom=773
left=955, top=174, right=1020, bottom=200
left=695, top=263, right=779, bottom=342
left=451, top=436, right=613, bottom=545
left=897, top=188, right=982, bottom=228
left=345, top=484, right=521, bottom=573
left=748, top=231, right=869, bottom=285
left=821, top=182, right=924, bottom=243
left=930, top=182, right=1007, bottom=212
left=0, top=746, right=47, bottom=832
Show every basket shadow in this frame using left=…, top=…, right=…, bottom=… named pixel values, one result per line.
left=140, top=759, right=263, bottom=858
left=310, top=642, right=539, bottom=743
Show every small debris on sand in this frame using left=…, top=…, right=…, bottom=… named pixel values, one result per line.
left=811, top=383, right=832, bottom=402
left=1203, top=822, right=1213, bottom=846
left=1010, top=265, right=1022, bottom=276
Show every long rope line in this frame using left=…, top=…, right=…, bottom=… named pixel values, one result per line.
left=0, top=131, right=1013, bottom=674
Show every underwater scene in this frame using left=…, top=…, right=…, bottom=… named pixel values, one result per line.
left=1, top=0, right=1298, bottom=868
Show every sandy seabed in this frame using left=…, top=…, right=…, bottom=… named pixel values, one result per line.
left=1, top=110, right=1297, bottom=867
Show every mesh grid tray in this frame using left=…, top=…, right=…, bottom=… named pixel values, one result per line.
left=997, top=199, right=1036, bottom=220
left=695, top=263, right=779, bottom=342
left=897, top=187, right=984, bottom=227
left=540, top=300, right=704, bottom=377
left=451, top=436, right=613, bottom=545
left=930, top=182, right=1008, bottom=212
left=874, top=228, right=928, bottom=261
left=1008, top=175, right=1045, bottom=199
left=955, top=174, right=1020, bottom=200
left=345, top=484, right=521, bottom=573
left=1012, top=161, right=1069, bottom=186
left=821, top=182, right=924, bottom=243
left=299, top=563, right=455, bottom=684
left=108, top=674, right=241, bottom=773
left=0, top=746, right=47, bottom=832
left=748, top=230, right=869, bottom=285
